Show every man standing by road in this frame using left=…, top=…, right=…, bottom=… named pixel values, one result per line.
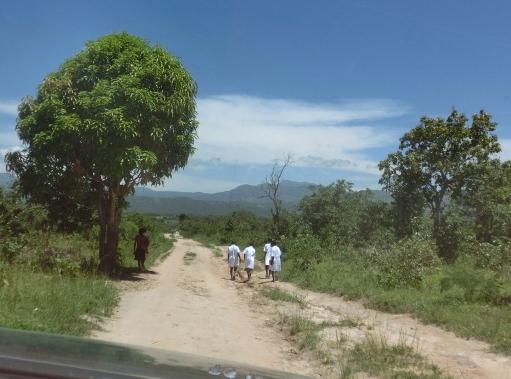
left=134, top=227, right=150, bottom=273
left=227, top=242, right=241, bottom=281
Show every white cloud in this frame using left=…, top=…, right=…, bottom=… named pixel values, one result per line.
left=156, top=172, right=243, bottom=193
left=0, top=132, right=21, bottom=148
left=500, top=139, right=511, bottom=161
left=0, top=101, right=19, bottom=116
left=195, top=95, right=406, bottom=175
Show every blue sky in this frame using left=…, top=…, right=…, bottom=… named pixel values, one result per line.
left=1, top=1, right=511, bottom=192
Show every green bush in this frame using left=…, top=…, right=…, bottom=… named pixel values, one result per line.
left=371, top=236, right=440, bottom=288
left=281, top=232, right=323, bottom=271
left=460, top=237, right=511, bottom=272
left=440, top=264, right=505, bottom=305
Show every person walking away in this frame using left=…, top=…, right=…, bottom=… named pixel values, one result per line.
left=134, top=228, right=150, bottom=273
left=270, top=241, right=282, bottom=282
left=243, top=243, right=256, bottom=282
left=263, top=239, right=272, bottom=278
left=227, top=242, right=241, bottom=280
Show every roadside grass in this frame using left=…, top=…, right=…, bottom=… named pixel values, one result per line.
left=282, top=258, right=511, bottom=354
left=183, top=251, right=197, bottom=265
left=339, top=335, right=450, bottom=379
left=0, top=265, right=117, bottom=336
left=279, top=313, right=321, bottom=351
left=0, top=214, right=171, bottom=336
left=212, top=247, right=224, bottom=258
left=262, top=287, right=305, bottom=305
left=279, top=311, right=449, bottom=378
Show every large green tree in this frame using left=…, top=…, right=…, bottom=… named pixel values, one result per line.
left=6, top=33, right=198, bottom=272
left=379, top=110, right=500, bottom=260
left=460, top=160, right=511, bottom=242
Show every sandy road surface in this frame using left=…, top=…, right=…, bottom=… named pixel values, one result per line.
left=94, top=237, right=313, bottom=376
left=95, top=237, right=511, bottom=378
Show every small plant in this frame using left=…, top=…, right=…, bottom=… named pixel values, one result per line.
left=371, top=236, right=440, bottom=288
left=262, top=287, right=305, bottom=305
left=340, top=334, right=450, bottom=378
left=183, top=251, right=197, bottom=265
left=440, top=264, right=504, bottom=305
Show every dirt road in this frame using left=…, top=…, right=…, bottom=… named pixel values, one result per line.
left=95, top=237, right=511, bottom=378
left=94, top=237, right=313, bottom=376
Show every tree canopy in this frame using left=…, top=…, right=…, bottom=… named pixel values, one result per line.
left=7, top=32, right=198, bottom=271
left=379, top=110, right=500, bottom=260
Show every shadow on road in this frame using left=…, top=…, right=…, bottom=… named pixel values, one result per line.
left=116, top=267, right=159, bottom=282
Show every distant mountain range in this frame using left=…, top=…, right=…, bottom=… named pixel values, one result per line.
left=129, top=180, right=316, bottom=216
left=0, top=173, right=391, bottom=216
left=130, top=180, right=392, bottom=216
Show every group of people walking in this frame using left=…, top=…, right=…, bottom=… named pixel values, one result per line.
left=227, top=240, right=282, bottom=282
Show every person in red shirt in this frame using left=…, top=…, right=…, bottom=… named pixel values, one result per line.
left=134, top=228, right=150, bottom=273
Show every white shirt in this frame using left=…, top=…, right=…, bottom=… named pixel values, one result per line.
left=243, top=246, right=256, bottom=260
left=228, top=244, right=241, bottom=259
left=271, top=245, right=282, bottom=259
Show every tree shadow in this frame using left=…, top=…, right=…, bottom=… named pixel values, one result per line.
left=115, top=267, right=159, bottom=282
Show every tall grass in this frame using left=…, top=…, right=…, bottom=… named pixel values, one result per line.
left=282, top=253, right=511, bottom=354
left=0, top=265, right=117, bottom=336
left=0, top=213, right=173, bottom=336
left=261, top=287, right=305, bottom=305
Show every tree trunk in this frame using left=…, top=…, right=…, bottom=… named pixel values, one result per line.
left=98, top=190, right=121, bottom=275
left=271, top=204, right=280, bottom=238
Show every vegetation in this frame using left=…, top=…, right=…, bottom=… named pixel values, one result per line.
left=0, top=187, right=172, bottom=335
left=339, top=335, right=449, bottom=379
left=379, top=110, right=500, bottom=261
left=261, top=287, right=305, bottom=305
left=0, top=267, right=117, bottom=335
left=183, top=251, right=197, bottom=265
left=278, top=312, right=447, bottom=378
left=178, top=109, right=511, bottom=355
left=6, top=32, right=197, bottom=273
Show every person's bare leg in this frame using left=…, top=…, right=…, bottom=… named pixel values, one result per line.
left=265, top=265, right=269, bottom=278
left=271, top=270, right=275, bottom=282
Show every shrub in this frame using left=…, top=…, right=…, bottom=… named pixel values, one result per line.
left=440, top=264, right=505, bottom=305
left=281, top=232, right=323, bottom=271
left=460, top=237, right=511, bottom=272
left=371, top=235, right=440, bottom=288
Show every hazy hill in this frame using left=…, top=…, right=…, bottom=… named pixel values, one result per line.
left=129, top=181, right=316, bottom=216
left=134, top=180, right=314, bottom=203
left=1, top=173, right=391, bottom=216
left=129, top=181, right=392, bottom=216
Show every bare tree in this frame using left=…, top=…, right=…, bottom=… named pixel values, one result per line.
left=264, top=154, right=292, bottom=237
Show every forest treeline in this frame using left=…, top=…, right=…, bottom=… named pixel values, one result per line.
left=179, top=109, right=511, bottom=354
